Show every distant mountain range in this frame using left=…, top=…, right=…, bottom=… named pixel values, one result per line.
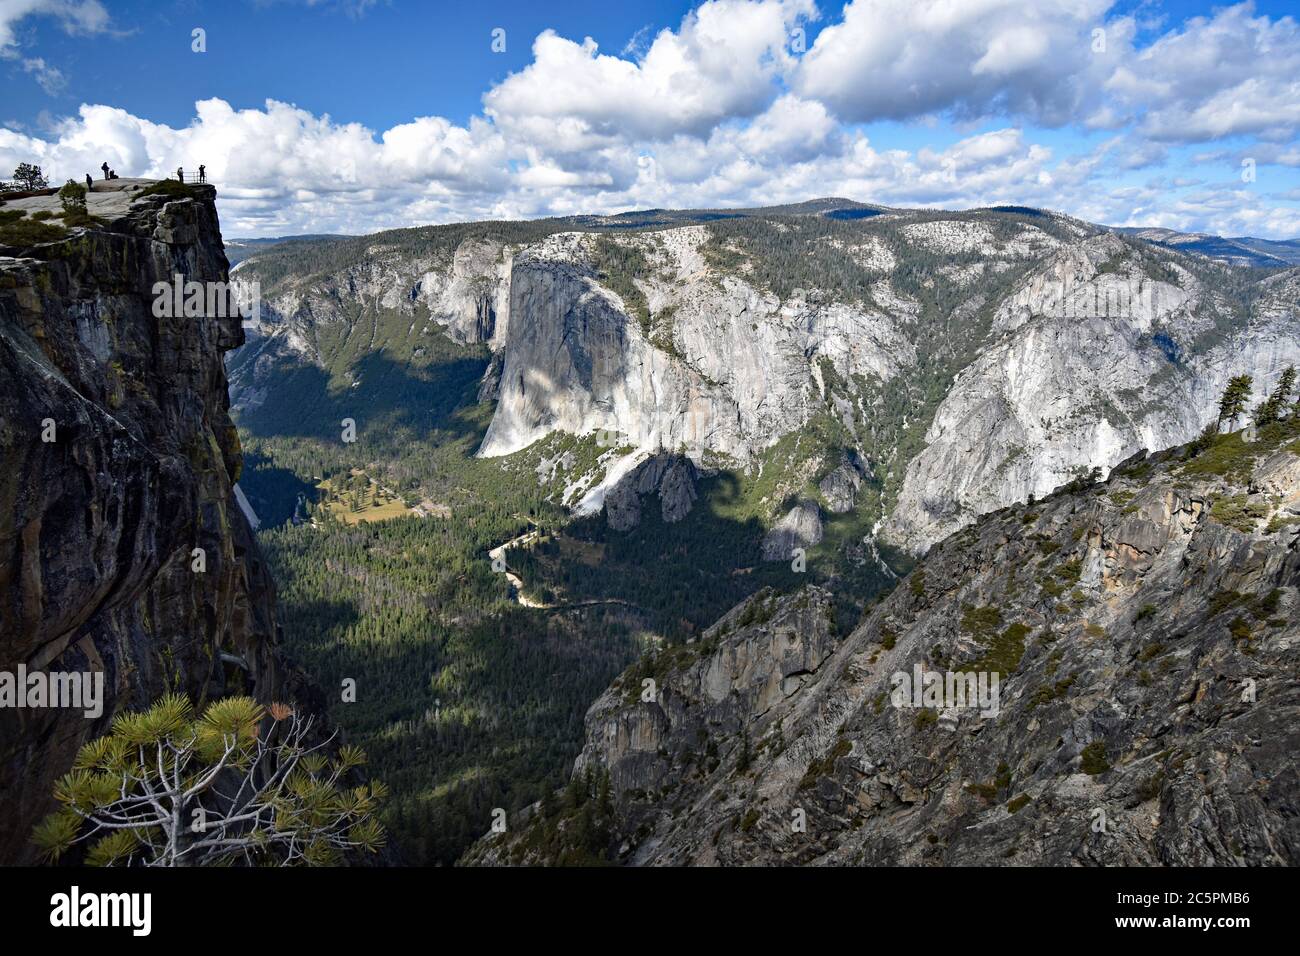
left=224, top=200, right=1299, bottom=270
left=1111, top=227, right=1300, bottom=268
left=224, top=233, right=354, bottom=266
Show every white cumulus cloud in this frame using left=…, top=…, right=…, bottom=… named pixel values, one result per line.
left=1, top=0, right=1297, bottom=239
left=796, top=0, right=1119, bottom=126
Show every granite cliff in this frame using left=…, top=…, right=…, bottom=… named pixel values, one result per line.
left=882, top=240, right=1300, bottom=552
left=226, top=204, right=1299, bottom=561
left=0, top=180, right=314, bottom=864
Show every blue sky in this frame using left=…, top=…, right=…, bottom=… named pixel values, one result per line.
left=2, top=0, right=1298, bottom=237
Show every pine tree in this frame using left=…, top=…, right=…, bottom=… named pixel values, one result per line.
left=1279, top=366, right=1297, bottom=406
left=31, top=695, right=386, bottom=866
left=1217, top=374, right=1253, bottom=431
left=57, top=180, right=87, bottom=212
left=1255, top=365, right=1296, bottom=426
left=563, top=772, right=584, bottom=811
left=12, top=163, right=48, bottom=190
left=596, top=768, right=612, bottom=817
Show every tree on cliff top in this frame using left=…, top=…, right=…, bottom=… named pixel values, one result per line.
left=12, top=163, right=49, bottom=191
left=58, top=180, right=87, bottom=212
left=31, top=695, right=387, bottom=866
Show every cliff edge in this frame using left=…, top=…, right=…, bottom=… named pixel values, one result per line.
left=0, top=181, right=312, bottom=863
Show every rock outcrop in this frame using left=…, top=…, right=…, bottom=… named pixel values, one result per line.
left=818, top=454, right=867, bottom=514
left=477, top=227, right=911, bottom=462
left=882, top=240, right=1300, bottom=553
left=603, top=454, right=699, bottom=531
left=469, top=422, right=1300, bottom=866
left=0, top=183, right=311, bottom=863
left=760, top=500, right=824, bottom=561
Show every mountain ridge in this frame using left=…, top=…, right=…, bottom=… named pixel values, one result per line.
left=219, top=194, right=1299, bottom=865
left=226, top=199, right=1298, bottom=270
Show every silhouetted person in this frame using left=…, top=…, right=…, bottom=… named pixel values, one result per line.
left=85, top=173, right=93, bottom=191
left=101, top=162, right=109, bottom=180
left=198, top=164, right=206, bottom=183
left=109, top=170, right=119, bottom=179
left=177, top=166, right=184, bottom=182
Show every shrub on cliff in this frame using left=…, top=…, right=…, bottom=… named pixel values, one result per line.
left=58, top=180, right=87, bottom=212
left=31, top=695, right=386, bottom=866
left=0, top=209, right=68, bottom=248
left=137, top=179, right=198, bottom=200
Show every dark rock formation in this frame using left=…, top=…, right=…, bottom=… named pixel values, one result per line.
left=0, top=185, right=314, bottom=863
left=604, top=454, right=698, bottom=531
left=818, top=453, right=867, bottom=514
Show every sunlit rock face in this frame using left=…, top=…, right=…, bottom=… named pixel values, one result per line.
left=227, top=207, right=1300, bottom=558
left=477, top=226, right=911, bottom=462
left=882, top=238, right=1300, bottom=552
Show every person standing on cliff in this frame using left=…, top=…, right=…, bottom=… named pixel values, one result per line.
left=101, top=162, right=109, bottom=180
left=177, top=166, right=184, bottom=182
left=198, top=164, right=206, bottom=183
left=85, top=173, right=93, bottom=191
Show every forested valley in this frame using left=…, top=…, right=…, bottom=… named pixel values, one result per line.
left=233, top=323, right=839, bottom=863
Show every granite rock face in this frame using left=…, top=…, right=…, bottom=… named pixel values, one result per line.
left=477, top=227, right=911, bottom=462
left=470, top=427, right=1300, bottom=866
left=0, top=185, right=312, bottom=863
left=818, top=454, right=867, bottom=514
left=882, top=239, right=1300, bottom=552
left=225, top=232, right=512, bottom=415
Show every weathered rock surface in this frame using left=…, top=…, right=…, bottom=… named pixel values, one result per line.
left=225, top=231, right=512, bottom=414
left=477, top=227, right=911, bottom=462
left=0, top=185, right=313, bottom=863
left=818, top=454, right=867, bottom=514
left=470, top=424, right=1300, bottom=866
left=760, top=500, right=824, bottom=561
